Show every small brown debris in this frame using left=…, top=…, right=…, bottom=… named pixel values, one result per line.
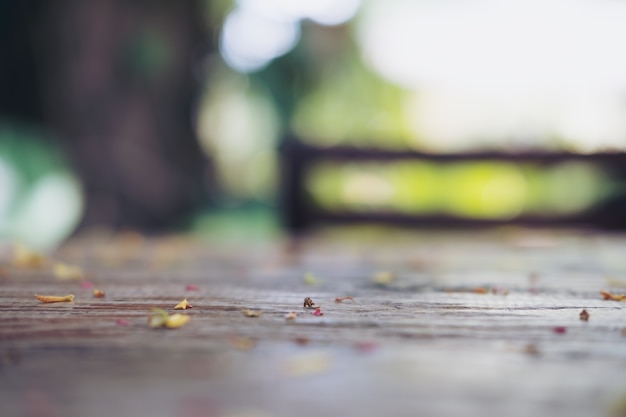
left=294, top=336, right=310, bottom=346
left=35, top=294, right=75, bottom=303
left=335, top=296, right=354, bottom=303
left=53, top=263, right=84, bottom=281
left=285, top=311, right=297, bottom=320
left=621, top=328, right=626, bottom=336
left=93, top=289, right=105, bottom=298
left=174, top=299, right=192, bottom=310
left=579, top=309, right=590, bottom=321
left=241, top=309, right=263, bottom=317
left=523, top=343, right=540, bottom=356
left=600, top=290, right=626, bottom=301
left=303, top=297, right=316, bottom=309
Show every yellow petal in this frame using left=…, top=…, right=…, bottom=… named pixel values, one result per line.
left=35, top=294, right=75, bottom=303
left=93, top=289, right=105, bottom=298
left=303, top=272, right=323, bottom=286
left=164, top=313, right=191, bottom=328
left=148, top=308, right=169, bottom=328
left=174, top=299, right=192, bottom=310
left=53, top=263, right=84, bottom=281
left=241, top=309, right=263, bottom=317
left=371, top=271, right=394, bottom=285
left=14, top=244, right=46, bottom=268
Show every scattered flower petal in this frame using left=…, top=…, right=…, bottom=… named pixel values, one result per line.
left=371, top=271, right=394, bottom=285
left=600, top=290, right=626, bottom=301
left=579, top=309, right=590, bottom=321
left=472, top=287, right=489, bottom=294
left=115, top=319, right=131, bottom=326
left=354, top=341, right=378, bottom=353
left=312, top=307, right=324, bottom=316
left=148, top=308, right=169, bottom=328
left=165, top=313, right=191, bottom=329
left=335, top=296, right=354, bottom=303
left=241, top=309, right=262, bottom=317
left=175, top=299, right=193, bottom=310
left=13, top=244, right=46, bottom=268
left=93, top=289, right=105, bottom=298
left=285, top=311, right=297, bottom=320
left=79, top=281, right=94, bottom=289
left=284, top=352, right=332, bottom=377
left=53, top=263, right=84, bottom=281
left=303, top=272, right=323, bottom=286
left=35, top=294, right=74, bottom=303
left=553, top=326, right=567, bottom=334
left=185, top=284, right=200, bottom=291
left=229, top=336, right=256, bottom=350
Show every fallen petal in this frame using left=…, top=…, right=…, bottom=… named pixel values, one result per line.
left=312, top=307, right=324, bottom=316
left=35, top=294, right=75, bottom=303
left=174, top=299, right=193, bottom=310
left=285, top=311, right=297, bottom=320
left=165, top=313, right=191, bottom=328
left=79, top=281, right=94, bottom=289
left=185, top=284, right=200, bottom=291
left=53, top=263, right=84, bottom=281
left=241, top=309, right=263, bottom=317
left=93, top=289, right=105, bottom=298
left=115, top=319, right=131, bottom=326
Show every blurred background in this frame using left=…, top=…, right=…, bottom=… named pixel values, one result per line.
left=2, top=0, right=626, bottom=249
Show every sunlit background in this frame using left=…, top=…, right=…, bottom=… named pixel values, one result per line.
left=2, top=0, right=626, bottom=248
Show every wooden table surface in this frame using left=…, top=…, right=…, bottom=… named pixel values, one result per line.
left=1, top=228, right=626, bottom=417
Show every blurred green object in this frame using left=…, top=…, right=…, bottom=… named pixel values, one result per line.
left=0, top=122, right=83, bottom=250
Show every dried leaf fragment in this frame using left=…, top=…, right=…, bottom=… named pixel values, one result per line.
left=93, top=289, right=105, bottom=298
left=600, top=290, right=626, bottom=301
left=335, top=296, right=354, bottom=303
left=174, top=299, right=192, bottom=310
left=35, top=294, right=74, bottom=303
left=285, top=311, right=297, bottom=320
left=303, top=297, right=316, bottom=309
left=241, top=309, right=263, bottom=317
left=579, top=309, right=590, bottom=321
left=53, top=263, right=84, bottom=281
left=165, top=313, right=191, bottom=329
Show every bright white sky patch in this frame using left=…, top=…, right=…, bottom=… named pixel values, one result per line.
left=357, top=0, right=626, bottom=151
left=358, top=0, right=626, bottom=94
left=221, top=0, right=361, bottom=73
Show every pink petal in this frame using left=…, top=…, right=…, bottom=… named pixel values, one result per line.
left=115, top=319, right=131, bottom=327
left=185, top=284, right=199, bottom=291
left=79, top=281, right=94, bottom=289
left=553, top=326, right=567, bottom=334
